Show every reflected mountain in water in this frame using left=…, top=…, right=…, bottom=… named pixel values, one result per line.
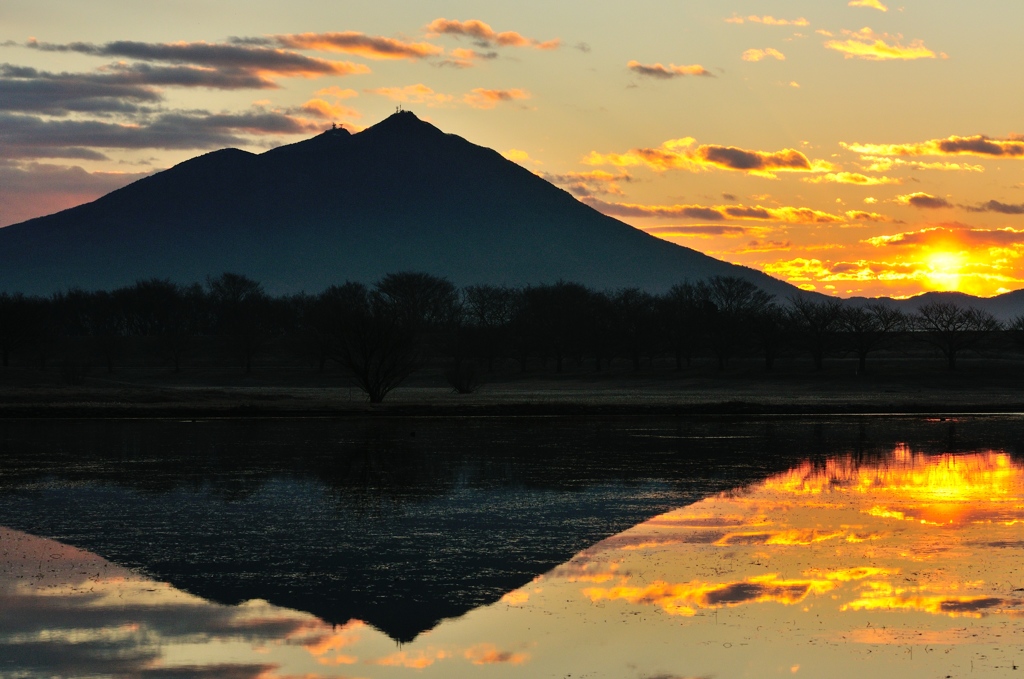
left=0, top=417, right=800, bottom=641
left=3, top=423, right=1024, bottom=678
left=0, top=417, right=1021, bottom=643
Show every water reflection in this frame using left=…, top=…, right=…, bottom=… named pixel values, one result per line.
left=3, top=443, right=1023, bottom=677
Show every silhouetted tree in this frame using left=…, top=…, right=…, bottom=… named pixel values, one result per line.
left=328, top=281, right=421, bottom=403
left=612, top=288, right=656, bottom=371
left=121, top=279, right=204, bottom=371
left=912, top=302, right=1001, bottom=370
left=1009, top=314, right=1024, bottom=354
left=462, top=284, right=518, bottom=373
left=839, top=303, right=907, bottom=374
left=789, top=296, right=843, bottom=370
left=0, top=293, right=35, bottom=367
left=207, top=273, right=270, bottom=373
left=658, top=282, right=708, bottom=370
left=519, top=282, right=592, bottom=373
left=750, top=302, right=788, bottom=371
left=699, top=276, right=774, bottom=370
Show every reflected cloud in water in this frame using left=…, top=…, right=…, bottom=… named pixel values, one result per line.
left=3, top=442, right=1024, bottom=677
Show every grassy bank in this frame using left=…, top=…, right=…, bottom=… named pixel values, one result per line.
left=2, top=356, right=1024, bottom=418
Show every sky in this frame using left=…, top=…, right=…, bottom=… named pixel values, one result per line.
left=3, top=1, right=1024, bottom=298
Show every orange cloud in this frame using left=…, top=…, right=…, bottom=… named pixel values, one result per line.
left=825, top=28, right=941, bottom=61
left=726, top=15, right=810, bottom=27
left=272, top=32, right=443, bottom=60
left=366, top=83, right=453, bottom=106
left=463, top=644, right=530, bottom=665
left=314, top=86, right=358, bottom=99
left=371, top=648, right=451, bottom=669
left=843, top=135, right=1024, bottom=158
left=858, top=156, right=985, bottom=172
left=462, top=87, right=531, bottom=109
left=299, top=99, right=359, bottom=120
left=627, top=61, right=713, bottom=78
left=742, top=48, right=786, bottom=62
left=584, top=197, right=846, bottom=224
left=803, top=172, right=901, bottom=185
left=849, top=0, right=889, bottom=10
left=541, top=169, right=633, bottom=196
left=442, top=47, right=498, bottom=68
left=763, top=251, right=1024, bottom=295
left=583, top=573, right=837, bottom=617
left=844, top=209, right=893, bottom=221
left=865, top=225, right=1024, bottom=248
left=425, top=18, right=559, bottom=50
left=583, top=138, right=834, bottom=178
left=895, top=192, right=953, bottom=209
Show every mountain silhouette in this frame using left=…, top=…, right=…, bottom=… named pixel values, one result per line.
left=0, top=111, right=801, bottom=297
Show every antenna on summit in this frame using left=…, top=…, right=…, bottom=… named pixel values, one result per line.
left=396, top=104, right=403, bottom=113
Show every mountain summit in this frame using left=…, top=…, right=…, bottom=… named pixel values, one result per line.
left=0, top=112, right=797, bottom=296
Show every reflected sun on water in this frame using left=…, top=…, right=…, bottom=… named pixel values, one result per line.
left=3, top=445, right=1023, bottom=678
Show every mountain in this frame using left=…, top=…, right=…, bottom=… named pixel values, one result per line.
left=0, top=111, right=803, bottom=297
left=846, top=289, right=1024, bottom=321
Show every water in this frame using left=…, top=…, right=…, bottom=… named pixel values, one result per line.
left=0, top=416, right=1022, bottom=677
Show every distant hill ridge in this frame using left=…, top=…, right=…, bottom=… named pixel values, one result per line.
left=0, top=111, right=800, bottom=297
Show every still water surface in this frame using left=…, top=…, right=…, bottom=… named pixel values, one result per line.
left=0, top=417, right=1022, bottom=677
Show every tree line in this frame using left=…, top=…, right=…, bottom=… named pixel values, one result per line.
left=1, top=272, right=1021, bottom=401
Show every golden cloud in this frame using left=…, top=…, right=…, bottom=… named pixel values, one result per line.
left=627, top=61, right=713, bottom=78
left=803, top=172, right=901, bottom=185
left=894, top=192, right=953, bottom=209
left=366, top=83, right=453, bottom=106
left=272, top=32, right=443, bottom=60
left=503, top=148, right=538, bottom=164
left=865, top=225, right=1024, bottom=248
left=584, top=197, right=846, bottom=223
left=583, top=137, right=834, bottom=178
left=858, top=156, right=985, bottom=172
left=583, top=573, right=837, bottom=617
left=849, top=0, right=889, bottom=11
left=742, top=48, right=786, bottom=62
left=425, top=18, right=559, bottom=50
left=462, top=87, right=531, bottom=109
left=843, top=135, right=1024, bottom=158
left=825, top=28, right=941, bottom=61
left=726, top=15, right=810, bottom=27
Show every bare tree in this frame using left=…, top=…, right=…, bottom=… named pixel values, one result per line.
left=326, top=282, right=421, bottom=403
left=789, top=296, right=843, bottom=371
left=839, top=303, right=907, bottom=374
left=612, top=288, right=656, bottom=372
left=463, top=284, right=518, bottom=373
left=750, top=302, right=788, bottom=371
left=207, top=273, right=270, bottom=373
left=658, top=282, right=708, bottom=370
left=912, top=302, right=1001, bottom=370
left=0, top=293, right=35, bottom=367
left=698, top=276, right=774, bottom=370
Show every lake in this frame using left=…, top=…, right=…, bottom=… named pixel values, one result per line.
left=1, top=416, right=1022, bottom=677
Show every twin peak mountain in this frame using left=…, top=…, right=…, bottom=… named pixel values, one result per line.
left=0, top=111, right=793, bottom=296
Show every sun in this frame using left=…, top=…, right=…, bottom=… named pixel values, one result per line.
left=924, top=250, right=967, bottom=291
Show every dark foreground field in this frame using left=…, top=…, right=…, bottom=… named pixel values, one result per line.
left=2, top=355, right=1024, bottom=417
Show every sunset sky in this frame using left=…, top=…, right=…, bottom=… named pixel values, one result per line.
left=3, top=1, right=1024, bottom=298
